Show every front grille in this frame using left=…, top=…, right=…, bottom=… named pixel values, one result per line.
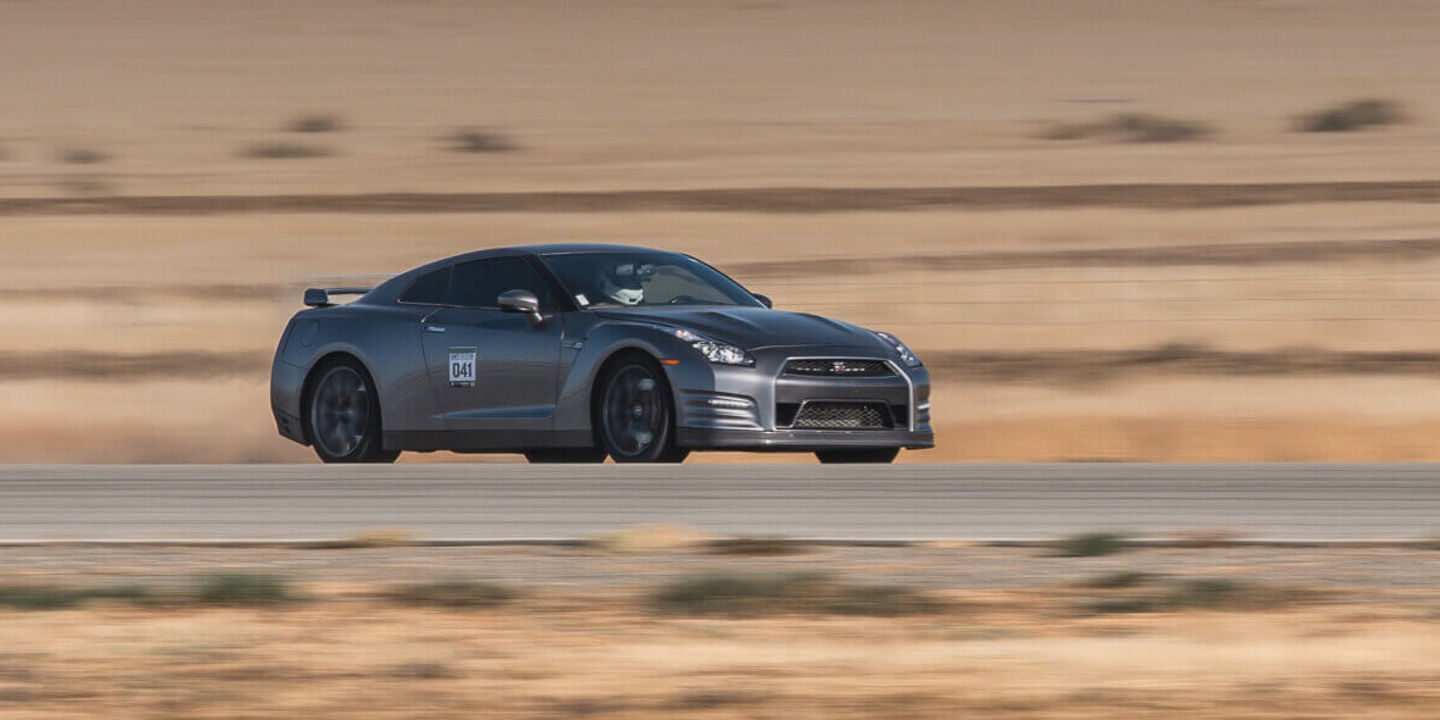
left=790, top=402, right=892, bottom=430
left=784, top=359, right=893, bottom=377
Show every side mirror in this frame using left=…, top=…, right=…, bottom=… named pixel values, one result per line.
left=498, top=289, right=544, bottom=325
left=753, top=294, right=773, bottom=309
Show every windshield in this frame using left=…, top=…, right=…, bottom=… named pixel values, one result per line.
left=541, top=250, right=763, bottom=308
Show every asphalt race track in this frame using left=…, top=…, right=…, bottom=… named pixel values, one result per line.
left=1, top=464, right=1438, bottom=543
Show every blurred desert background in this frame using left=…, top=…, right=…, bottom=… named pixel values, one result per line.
left=6, top=0, right=1440, bottom=462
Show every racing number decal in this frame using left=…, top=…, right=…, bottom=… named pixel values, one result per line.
left=448, top=347, right=477, bottom=388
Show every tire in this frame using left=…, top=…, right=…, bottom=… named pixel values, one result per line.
left=524, top=448, right=607, bottom=464
left=595, top=355, right=689, bottom=464
left=305, top=358, right=399, bottom=464
left=815, top=447, right=899, bottom=464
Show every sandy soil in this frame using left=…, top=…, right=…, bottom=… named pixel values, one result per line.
left=2, top=544, right=1440, bottom=718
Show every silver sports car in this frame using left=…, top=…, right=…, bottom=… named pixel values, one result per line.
left=271, top=244, right=933, bottom=464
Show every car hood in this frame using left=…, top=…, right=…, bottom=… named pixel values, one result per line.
left=593, top=306, right=878, bottom=351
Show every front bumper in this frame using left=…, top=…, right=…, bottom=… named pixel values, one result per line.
left=671, top=346, right=933, bottom=451
left=679, top=426, right=933, bottom=451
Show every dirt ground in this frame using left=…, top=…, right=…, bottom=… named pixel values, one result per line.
left=5, top=0, right=1440, bottom=462
left=2, top=544, right=1440, bottom=718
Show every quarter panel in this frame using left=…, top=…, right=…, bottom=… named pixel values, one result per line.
left=282, top=305, right=442, bottom=436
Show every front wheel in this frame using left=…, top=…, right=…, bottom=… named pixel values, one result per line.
left=596, top=357, right=688, bottom=463
left=306, top=359, right=399, bottom=464
left=815, top=448, right=899, bottom=464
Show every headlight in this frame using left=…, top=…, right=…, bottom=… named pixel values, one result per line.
left=673, top=328, right=754, bottom=366
left=874, top=331, right=922, bottom=367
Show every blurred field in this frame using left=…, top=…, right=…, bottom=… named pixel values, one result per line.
left=6, top=0, right=1440, bottom=461
left=2, top=544, right=1440, bottom=718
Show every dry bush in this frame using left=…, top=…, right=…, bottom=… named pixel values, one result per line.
left=1080, top=571, right=1155, bottom=589
left=287, top=113, right=344, bottom=133
left=386, top=580, right=516, bottom=608
left=447, top=127, right=517, bottom=153
left=241, top=142, right=334, bottom=159
left=1041, top=113, right=1208, bottom=143
left=1295, top=99, right=1404, bottom=132
left=0, top=582, right=150, bottom=610
left=57, top=148, right=109, bottom=164
left=650, top=572, right=943, bottom=617
left=707, top=536, right=809, bottom=555
left=191, top=573, right=295, bottom=606
left=1082, top=576, right=1325, bottom=614
left=1054, top=532, right=1131, bottom=557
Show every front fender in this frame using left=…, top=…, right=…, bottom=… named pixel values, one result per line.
left=552, top=320, right=718, bottom=435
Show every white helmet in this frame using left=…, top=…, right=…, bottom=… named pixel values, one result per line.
left=598, top=262, right=650, bottom=306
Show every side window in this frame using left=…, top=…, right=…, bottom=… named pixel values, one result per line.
left=448, top=257, right=552, bottom=309
left=400, top=266, right=452, bottom=305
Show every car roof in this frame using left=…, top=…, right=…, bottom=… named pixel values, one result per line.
left=365, top=243, right=678, bottom=304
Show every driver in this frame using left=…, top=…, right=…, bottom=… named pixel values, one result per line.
left=597, top=261, right=651, bottom=305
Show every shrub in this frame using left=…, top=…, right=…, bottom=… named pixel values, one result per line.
left=1296, top=99, right=1403, bottom=132
left=0, top=583, right=150, bottom=610
left=57, top=148, right=109, bottom=164
left=192, top=574, right=293, bottom=606
left=1081, top=571, right=1155, bottom=589
left=287, top=113, right=344, bottom=133
left=1054, top=532, right=1131, bottom=557
left=386, top=580, right=516, bottom=608
left=707, top=537, right=808, bottom=555
left=650, top=572, right=941, bottom=617
left=1081, top=577, right=1324, bottom=614
left=1040, top=113, right=1207, bottom=143
left=240, top=142, right=334, bottom=159
left=447, top=127, right=516, bottom=153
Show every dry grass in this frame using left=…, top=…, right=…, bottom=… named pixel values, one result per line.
left=586, top=525, right=711, bottom=554
left=314, top=528, right=422, bottom=549
left=0, top=581, right=1433, bottom=718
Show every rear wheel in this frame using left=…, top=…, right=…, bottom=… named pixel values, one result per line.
left=596, top=357, right=688, bottom=463
left=306, top=359, right=398, bottom=464
left=815, top=448, right=899, bottom=464
left=524, top=448, right=607, bottom=464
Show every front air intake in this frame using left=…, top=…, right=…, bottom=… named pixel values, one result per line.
left=789, top=402, right=893, bottom=430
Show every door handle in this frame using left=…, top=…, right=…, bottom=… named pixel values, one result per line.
left=424, top=325, right=447, bottom=333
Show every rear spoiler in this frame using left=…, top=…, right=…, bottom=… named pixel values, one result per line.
left=303, top=287, right=372, bottom=308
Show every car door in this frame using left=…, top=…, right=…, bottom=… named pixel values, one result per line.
left=418, top=256, right=563, bottom=434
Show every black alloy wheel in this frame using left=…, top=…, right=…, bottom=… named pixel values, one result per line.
left=597, top=357, right=688, bottom=463
left=307, top=359, right=398, bottom=464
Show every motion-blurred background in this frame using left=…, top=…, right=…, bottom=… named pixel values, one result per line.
left=5, top=0, right=1440, bottom=462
